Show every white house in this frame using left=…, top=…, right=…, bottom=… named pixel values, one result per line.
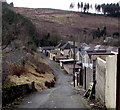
left=60, top=42, right=71, bottom=57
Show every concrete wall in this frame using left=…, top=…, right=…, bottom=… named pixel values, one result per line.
left=83, top=68, right=87, bottom=89
left=64, top=65, right=73, bottom=74
left=82, top=67, right=93, bottom=90
left=96, top=57, right=106, bottom=104
left=86, top=67, right=93, bottom=89
left=96, top=55, right=117, bottom=108
left=105, top=55, right=117, bottom=108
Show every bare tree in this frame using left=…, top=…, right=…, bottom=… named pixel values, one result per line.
left=83, top=3, right=87, bottom=13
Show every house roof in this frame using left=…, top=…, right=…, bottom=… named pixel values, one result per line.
left=48, top=50, right=61, bottom=54
left=106, top=46, right=118, bottom=52
left=56, top=42, right=66, bottom=48
left=60, top=58, right=74, bottom=62
left=76, top=43, right=118, bottom=54
left=55, top=56, right=67, bottom=59
left=41, top=46, right=55, bottom=50
left=68, top=41, right=78, bottom=47
left=83, top=44, right=107, bottom=52
left=77, top=43, right=88, bottom=49
left=61, top=42, right=71, bottom=50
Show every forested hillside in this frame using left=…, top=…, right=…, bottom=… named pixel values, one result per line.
left=2, top=3, right=39, bottom=50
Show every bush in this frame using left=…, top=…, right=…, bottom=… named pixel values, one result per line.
left=9, top=65, right=28, bottom=77
left=3, top=84, right=16, bottom=91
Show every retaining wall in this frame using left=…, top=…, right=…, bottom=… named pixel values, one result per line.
left=2, top=82, right=36, bottom=106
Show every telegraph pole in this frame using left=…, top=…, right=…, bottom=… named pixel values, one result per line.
left=73, top=41, right=75, bottom=87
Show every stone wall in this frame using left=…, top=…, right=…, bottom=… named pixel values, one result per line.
left=2, top=82, right=36, bottom=106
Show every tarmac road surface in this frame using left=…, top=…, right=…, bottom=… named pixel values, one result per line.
left=15, top=54, right=91, bottom=109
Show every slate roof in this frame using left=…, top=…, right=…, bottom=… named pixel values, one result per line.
left=41, top=46, right=55, bottom=50
left=48, top=50, right=61, bottom=54
left=61, top=42, right=71, bottom=50
left=56, top=42, right=66, bottom=48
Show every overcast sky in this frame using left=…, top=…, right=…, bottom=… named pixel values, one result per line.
left=6, top=0, right=120, bottom=12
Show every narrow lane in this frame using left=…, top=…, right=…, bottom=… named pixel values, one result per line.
left=15, top=54, right=91, bottom=109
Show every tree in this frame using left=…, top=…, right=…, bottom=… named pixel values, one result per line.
left=81, top=2, right=83, bottom=12
left=86, top=3, right=90, bottom=13
left=101, top=26, right=107, bottom=39
left=101, top=3, right=120, bottom=17
left=77, top=2, right=80, bottom=11
left=92, top=27, right=101, bottom=39
left=101, top=3, right=106, bottom=14
left=9, top=2, right=14, bottom=7
left=69, top=3, right=74, bottom=9
left=40, top=33, right=61, bottom=46
left=83, top=4, right=87, bottom=13
left=95, top=4, right=97, bottom=12
left=97, top=5, right=101, bottom=12
left=96, top=28, right=101, bottom=38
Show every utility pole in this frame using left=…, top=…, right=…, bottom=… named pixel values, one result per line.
left=73, top=41, right=75, bottom=87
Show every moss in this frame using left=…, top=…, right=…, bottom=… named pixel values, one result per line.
left=2, top=84, right=17, bottom=91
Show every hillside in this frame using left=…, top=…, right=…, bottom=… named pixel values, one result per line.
left=2, top=3, right=55, bottom=92
left=13, top=8, right=119, bottom=43
left=2, top=4, right=38, bottom=49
